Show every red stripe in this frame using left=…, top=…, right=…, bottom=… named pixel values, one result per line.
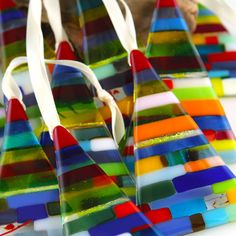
left=58, top=164, right=104, bottom=187
left=0, top=0, right=16, bottom=10
left=6, top=99, right=28, bottom=122
left=0, top=159, right=53, bottom=178
left=124, top=145, right=134, bottom=156
left=145, top=208, right=172, bottom=224
left=53, top=126, right=78, bottom=150
left=157, top=0, right=177, bottom=8
left=130, top=50, right=153, bottom=73
left=82, top=16, right=113, bottom=36
left=195, top=24, right=226, bottom=33
left=150, top=56, right=202, bottom=72
left=205, top=36, right=219, bottom=45
left=113, top=201, right=138, bottom=218
left=2, top=26, right=26, bottom=45
left=203, top=130, right=236, bottom=142
left=208, top=51, right=236, bottom=63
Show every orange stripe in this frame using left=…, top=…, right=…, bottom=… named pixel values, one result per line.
left=184, top=156, right=224, bottom=172
left=181, top=100, right=225, bottom=116
left=134, top=115, right=198, bottom=143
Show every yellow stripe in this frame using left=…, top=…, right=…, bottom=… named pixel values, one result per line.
left=211, top=140, right=236, bottom=151
left=135, top=156, right=164, bottom=176
left=211, top=78, right=224, bottom=97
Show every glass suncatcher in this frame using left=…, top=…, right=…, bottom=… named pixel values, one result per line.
left=193, top=4, right=236, bottom=97
left=0, top=98, right=62, bottom=235
left=100, top=0, right=236, bottom=234
left=76, top=0, right=134, bottom=141
left=45, top=40, right=136, bottom=199
left=146, top=0, right=236, bottom=167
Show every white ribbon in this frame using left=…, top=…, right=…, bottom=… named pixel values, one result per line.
left=199, top=0, right=236, bottom=39
left=102, top=0, right=138, bottom=64
left=42, top=0, right=70, bottom=50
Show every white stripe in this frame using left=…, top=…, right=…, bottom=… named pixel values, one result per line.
left=173, top=77, right=211, bottom=88
left=91, top=138, right=117, bottom=151
left=135, top=91, right=179, bottom=112
left=71, top=232, right=90, bottom=236
left=137, top=165, right=186, bottom=188
left=223, top=79, right=236, bottom=96
left=34, top=216, right=62, bottom=231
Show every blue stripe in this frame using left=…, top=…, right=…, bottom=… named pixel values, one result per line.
left=87, top=150, right=123, bottom=164
left=218, top=150, right=236, bottom=165
left=199, top=9, right=214, bottom=16
left=193, top=116, right=231, bottom=131
left=135, top=68, right=161, bottom=84
left=0, top=19, right=26, bottom=33
left=53, top=65, right=83, bottom=77
left=55, top=145, right=90, bottom=167
left=151, top=186, right=212, bottom=209
left=203, top=208, right=229, bottom=228
left=77, top=0, right=103, bottom=12
left=212, top=61, right=236, bottom=70
left=4, top=120, right=32, bottom=135
left=170, top=199, right=207, bottom=218
left=135, top=134, right=208, bottom=160
left=173, top=166, right=235, bottom=192
left=208, top=70, right=230, bottom=78
left=52, top=72, right=85, bottom=87
left=7, top=190, right=59, bottom=208
left=0, top=9, right=25, bottom=23
left=84, top=30, right=119, bottom=49
left=196, top=44, right=225, bottom=55
left=89, top=212, right=152, bottom=235
left=151, top=18, right=188, bottom=32
left=155, top=217, right=192, bottom=236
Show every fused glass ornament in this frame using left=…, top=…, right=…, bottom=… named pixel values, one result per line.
left=48, top=40, right=135, bottom=198
left=0, top=98, right=62, bottom=235
left=76, top=0, right=134, bottom=137
left=146, top=0, right=236, bottom=166
left=193, top=4, right=236, bottom=97
left=131, top=49, right=236, bottom=235
left=52, top=125, right=161, bottom=236
left=0, top=0, right=55, bottom=151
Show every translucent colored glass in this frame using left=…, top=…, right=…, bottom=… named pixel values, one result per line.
left=146, top=0, right=236, bottom=167
left=131, top=49, right=236, bottom=235
left=0, top=99, right=62, bottom=235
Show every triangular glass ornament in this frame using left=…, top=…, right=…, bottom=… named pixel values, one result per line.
left=146, top=0, right=236, bottom=166
left=47, top=41, right=135, bottom=198
left=131, top=49, right=236, bottom=235
left=0, top=99, right=62, bottom=235
left=76, top=0, right=134, bottom=140
left=52, top=125, right=161, bottom=236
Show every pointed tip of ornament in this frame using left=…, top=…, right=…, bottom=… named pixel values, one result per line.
left=6, top=99, right=28, bottom=123
left=130, top=50, right=153, bottom=73
left=53, top=126, right=78, bottom=150
left=0, top=0, right=16, bottom=11
left=157, top=0, right=177, bottom=8
left=56, top=41, right=77, bottom=60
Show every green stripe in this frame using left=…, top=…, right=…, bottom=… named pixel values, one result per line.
left=173, top=87, right=217, bottom=100
left=99, top=162, right=129, bottom=176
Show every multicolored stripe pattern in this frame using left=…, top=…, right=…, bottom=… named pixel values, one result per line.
left=50, top=41, right=135, bottom=198
left=76, top=0, right=134, bottom=137
left=131, top=49, right=236, bottom=235
left=0, top=0, right=26, bottom=72
left=193, top=4, right=236, bottom=97
left=53, top=125, right=161, bottom=236
left=146, top=0, right=236, bottom=166
left=0, top=99, right=62, bottom=235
